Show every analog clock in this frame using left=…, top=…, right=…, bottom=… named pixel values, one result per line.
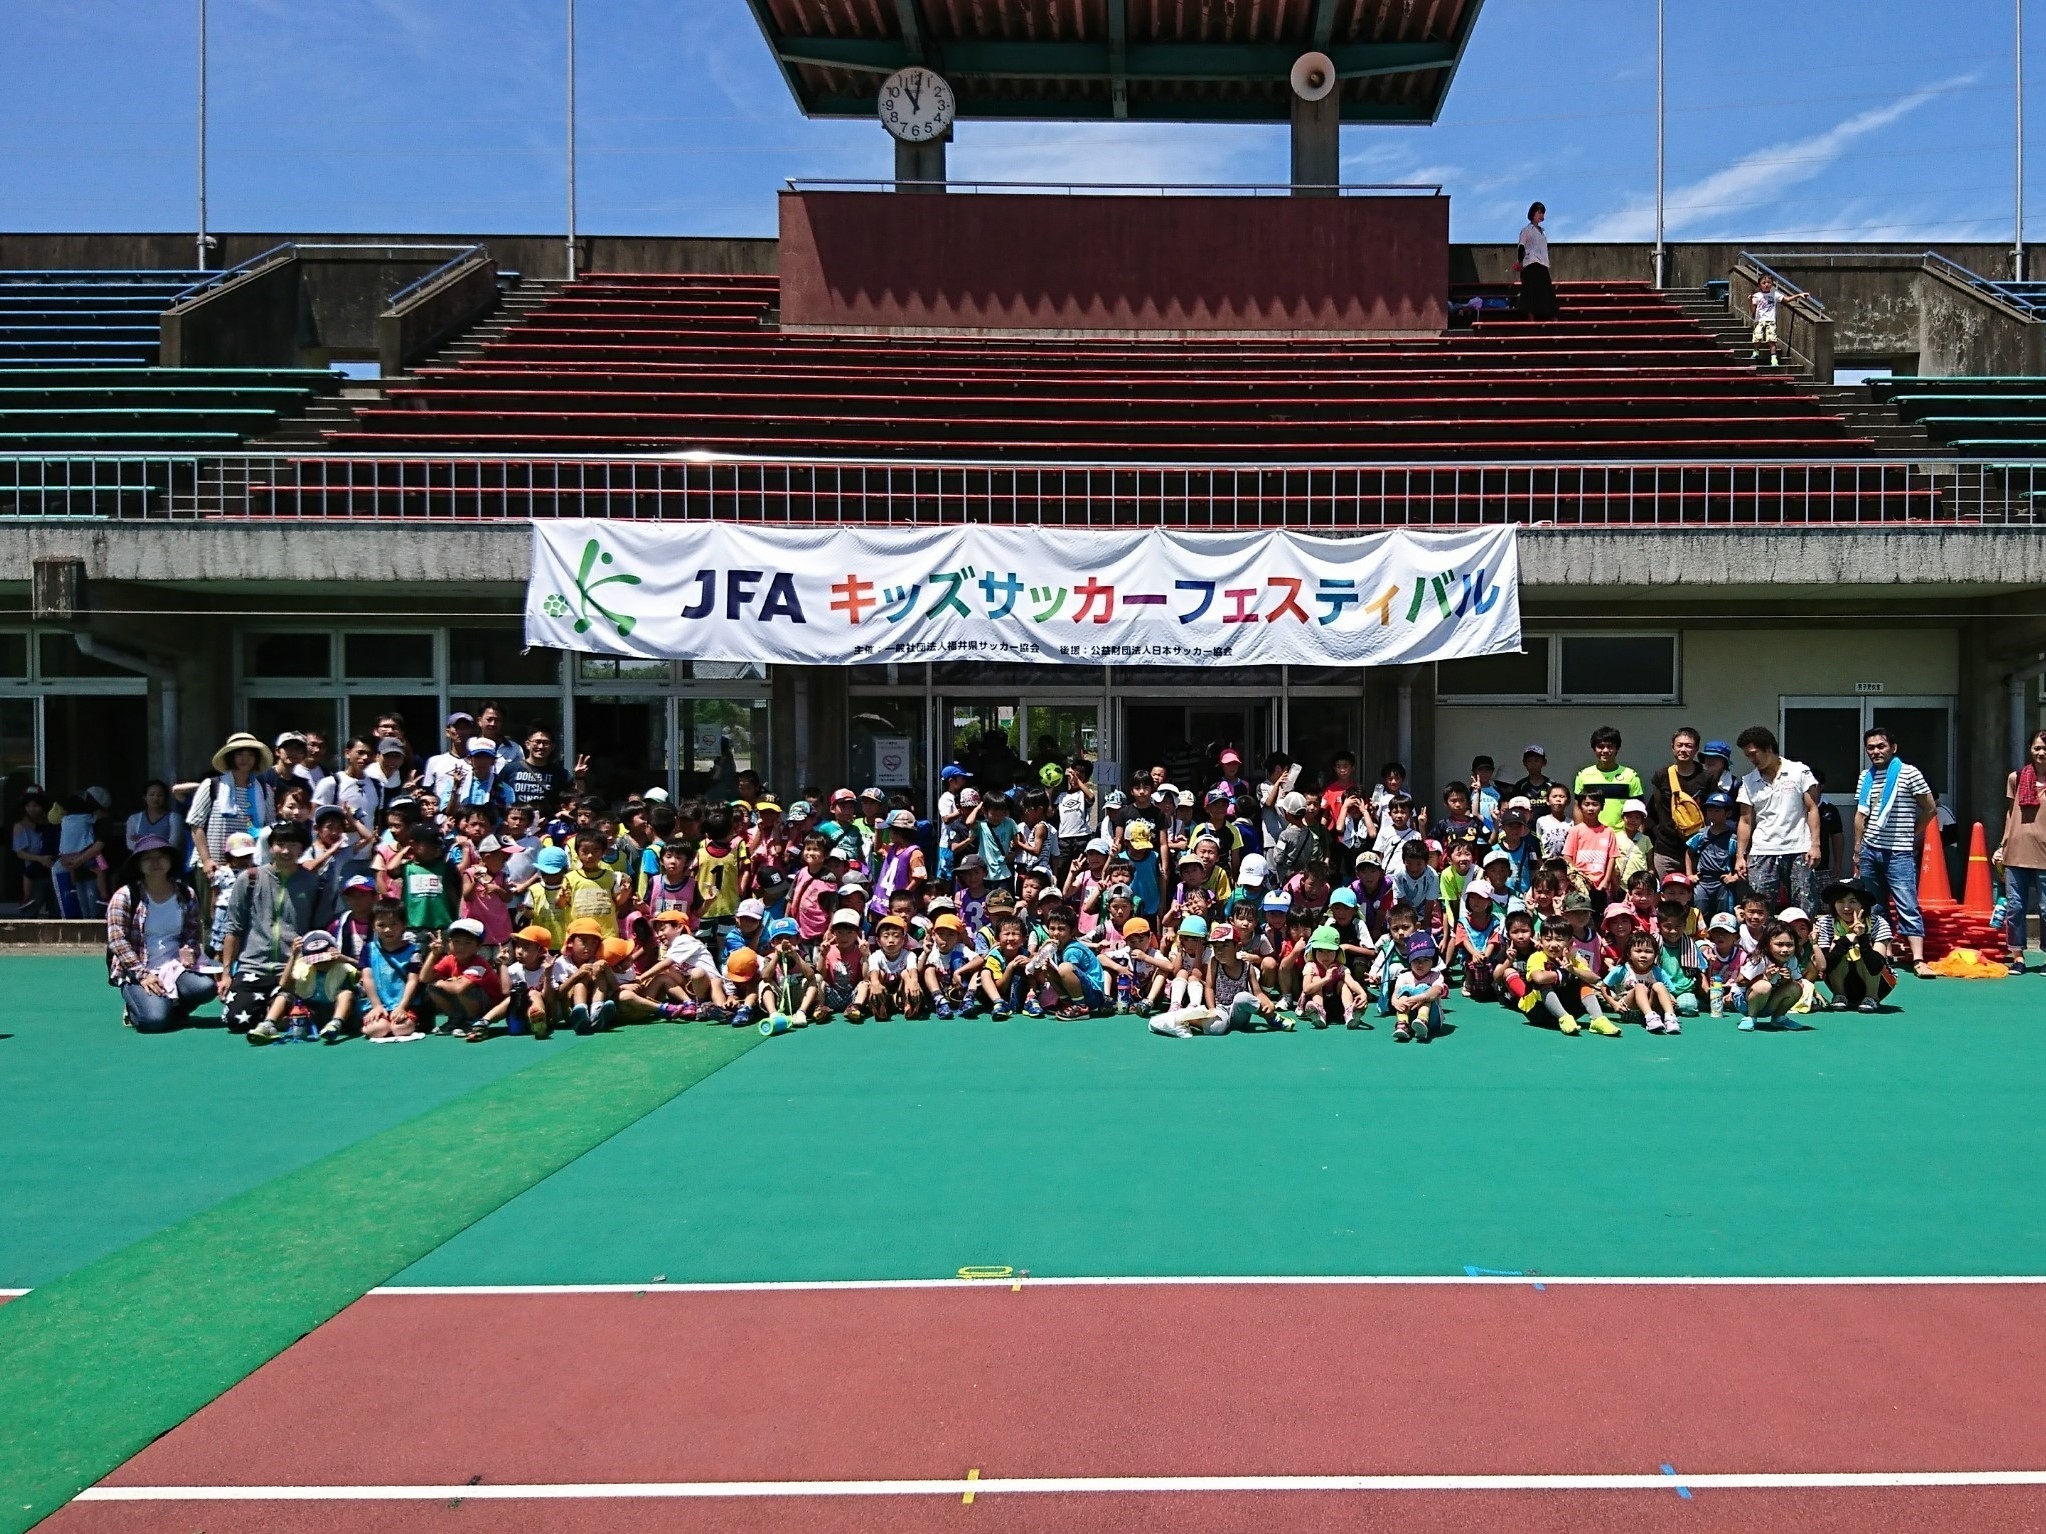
left=878, top=66, right=956, bottom=144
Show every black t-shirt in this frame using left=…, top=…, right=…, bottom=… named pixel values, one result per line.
left=505, top=760, right=573, bottom=812
left=1645, top=759, right=1712, bottom=861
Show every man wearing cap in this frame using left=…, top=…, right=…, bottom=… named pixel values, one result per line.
left=259, top=732, right=318, bottom=797
left=421, top=711, right=477, bottom=807
left=218, top=819, right=321, bottom=1032
left=1646, top=727, right=1712, bottom=882
left=452, top=737, right=516, bottom=813
left=1507, top=744, right=1557, bottom=803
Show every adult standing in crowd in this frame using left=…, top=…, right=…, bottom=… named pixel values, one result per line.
left=1516, top=202, right=1557, bottom=320
left=1573, top=727, right=1643, bottom=830
left=1733, top=725, right=1823, bottom=913
left=11, top=788, right=56, bottom=915
left=313, top=738, right=385, bottom=844
left=507, top=727, right=584, bottom=813
left=1851, top=726, right=1938, bottom=980
left=125, top=780, right=186, bottom=861
left=105, top=836, right=215, bottom=1031
left=217, top=818, right=318, bottom=1031
left=1646, top=727, right=1711, bottom=880
left=186, top=733, right=277, bottom=885
left=1995, top=729, right=2046, bottom=973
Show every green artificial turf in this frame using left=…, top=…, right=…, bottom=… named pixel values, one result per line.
left=0, top=1018, right=759, bottom=1534
left=402, top=978, right=2046, bottom=1285
left=0, top=956, right=581, bottom=1290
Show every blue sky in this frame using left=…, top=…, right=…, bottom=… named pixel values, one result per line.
left=0, top=1, right=2033, bottom=246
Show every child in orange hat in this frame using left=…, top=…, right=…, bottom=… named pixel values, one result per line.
left=629, top=908, right=732, bottom=1022
left=559, top=917, right=617, bottom=1033
left=482, top=924, right=562, bottom=1039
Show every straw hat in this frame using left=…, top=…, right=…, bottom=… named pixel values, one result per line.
left=211, top=731, right=274, bottom=774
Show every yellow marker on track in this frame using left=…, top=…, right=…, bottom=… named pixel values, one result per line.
left=963, top=1467, right=980, bottom=1504
left=957, top=1265, right=1014, bottom=1281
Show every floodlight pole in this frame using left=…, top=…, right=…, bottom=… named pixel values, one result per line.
left=566, top=0, right=579, bottom=281
left=2019, top=0, right=2028, bottom=281
left=1653, top=0, right=1665, bottom=288
left=196, top=0, right=208, bottom=271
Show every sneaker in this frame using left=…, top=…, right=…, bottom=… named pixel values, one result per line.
left=657, top=1003, right=686, bottom=1021
left=843, top=1006, right=864, bottom=1025
left=698, top=1004, right=728, bottom=1026
left=531, top=1016, right=552, bottom=1038
left=990, top=1003, right=1011, bottom=1021
left=1588, top=1016, right=1620, bottom=1037
left=2010, top=957, right=2028, bottom=975
left=1664, top=1017, right=1682, bottom=1035
left=247, top=1020, right=280, bottom=1046
left=1828, top=997, right=1851, bottom=1011
left=596, top=1000, right=619, bottom=1031
left=1411, top=1012, right=1430, bottom=1044
left=1557, top=1015, right=1581, bottom=1035
left=934, top=1000, right=954, bottom=1020
left=1274, top=1011, right=1296, bottom=1031
left=1393, top=1023, right=1412, bottom=1043
left=730, top=1005, right=755, bottom=1029
left=1858, top=998, right=1880, bottom=1013
left=1777, top=1015, right=1812, bottom=1030
left=319, top=1021, right=343, bottom=1046
left=1023, top=998, right=1045, bottom=1018
left=1737, top=1016, right=1756, bottom=1031
left=568, top=1002, right=591, bottom=1034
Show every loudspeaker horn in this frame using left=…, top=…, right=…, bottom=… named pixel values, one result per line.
left=1290, top=51, right=1337, bottom=102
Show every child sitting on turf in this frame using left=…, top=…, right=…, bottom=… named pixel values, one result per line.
left=1605, top=930, right=1680, bottom=1034
left=557, top=918, right=619, bottom=1033
left=1153, top=914, right=1210, bottom=1013
left=1039, top=904, right=1109, bottom=1019
left=1655, top=902, right=1704, bottom=1018
left=636, top=909, right=729, bottom=1022
left=250, top=929, right=358, bottom=1046
left=1522, top=925, right=1618, bottom=1036
left=816, top=909, right=866, bottom=1021
left=1699, top=912, right=1747, bottom=1014
left=855, top=914, right=921, bottom=1022
left=758, top=916, right=821, bottom=1026
left=1105, top=915, right=1153, bottom=1012
left=979, top=913, right=1031, bottom=1019
left=1494, top=907, right=1540, bottom=1012
left=1367, top=902, right=1419, bottom=1015
left=1300, top=923, right=1369, bottom=1030
left=1390, top=935, right=1447, bottom=1043
left=1813, top=880, right=1896, bottom=1013
left=921, top=912, right=980, bottom=1018
left=1210, top=923, right=1282, bottom=1032
left=485, top=924, right=560, bottom=1038
left=1445, top=884, right=1505, bottom=1000
left=721, top=945, right=761, bottom=1028
left=358, top=898, right=426, bottom=1042
left=425, top=917, right=503, bottom=1042
left=1737, top=921, right=1813, bottom=1031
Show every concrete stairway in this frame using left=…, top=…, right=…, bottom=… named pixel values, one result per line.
left=1665, top=286, right=1947, bottom=459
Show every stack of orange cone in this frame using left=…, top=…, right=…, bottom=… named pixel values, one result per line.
left=1919, top=822, right=2005, bottom=959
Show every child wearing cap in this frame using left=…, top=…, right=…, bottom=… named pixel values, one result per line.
left=519, top=845, right=573, bottom=950
left=1813, top=880, right=1896, bottom=1012
left=631, top=910, right=727, bottom=1023
left=461, top=833, right=515, bottom=949
left=758, top=917, right=821, bottom=1025
left=1391, top=936, right=1446, bottom=1043
left=1151, top=914, right=1211, bottom=1015
left=250, top=930, right=359, bottom=1045
left=1685, top=792, right=1740, bottom=918
left=487, top=926, right=563, bottom=1039
left=1103, top=916, right=1150, bottom=1012
left=921, top=912, right=982, bottom=1018
left=1699, top=912, right=1747, bottom=1015
left=329, top=873, right=380, bottom=964
left=1301, top=924, right=1368, bottom=1030
left=1617, top=800, right=1654, bottom=887
left=1123, top=820, right=1162, bottom=920
left=1605, top=930, right=1681, bottom=1034
left=721, top=946, right=762, bottom=1027
left=556, top=918, right=620, bottom=1032
left=422, top=919, right=504, bottom=1041
left=1446, top=884, right=1506, bottom=1001
left=1654, top=902, right=1706, bottom=1018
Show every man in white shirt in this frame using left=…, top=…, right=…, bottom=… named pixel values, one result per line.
left=1733, top=724, right=1823, bottom=913
left=421, top=711, right=475, bottom=808
left=312, top=737, right=385, bottom=843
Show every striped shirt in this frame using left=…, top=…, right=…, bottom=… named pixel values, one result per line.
left=1856, top=762, right=1932, bottom=853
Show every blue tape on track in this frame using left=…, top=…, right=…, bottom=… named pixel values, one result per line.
left=1661, top=1463, right=1694, bottom=1499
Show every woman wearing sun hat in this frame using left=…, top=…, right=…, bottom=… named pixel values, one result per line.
left=105, top=834, right=215, bottom=1031
left=185, top=732, right=276, bottom=882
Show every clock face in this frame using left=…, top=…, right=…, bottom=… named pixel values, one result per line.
left=878, top=66, right=956, bottom=144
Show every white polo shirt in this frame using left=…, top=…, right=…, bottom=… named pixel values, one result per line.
left=1738, top=758, right=1818, bottom=856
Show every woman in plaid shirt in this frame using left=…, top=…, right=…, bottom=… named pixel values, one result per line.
left=105, top=836, right=215, bottom=1032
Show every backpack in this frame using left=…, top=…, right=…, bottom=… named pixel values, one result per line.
left=1666, top=766, right=1705, bottom=837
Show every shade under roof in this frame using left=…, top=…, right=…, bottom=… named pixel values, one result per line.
left=746, top=0, right=1485, bottom=125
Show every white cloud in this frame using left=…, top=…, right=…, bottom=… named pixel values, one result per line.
left=950, top=121, right=1282, bottom=188
left=1573, top=73, right=1978, bottom=241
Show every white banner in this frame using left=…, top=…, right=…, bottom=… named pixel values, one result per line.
left=525, top=521, right=1520, bottom=668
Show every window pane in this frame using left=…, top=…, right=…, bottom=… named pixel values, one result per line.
left=1436, top=638, right=1550, bottom=698
left=450, top=628, right=561, bottom=688
left=246, top=632, right=331, bottom=680
left=686, top=661, right=768, bottom=681
left=343, top=632, right=434, bottom=681
left=346, top=694, right=439, bottom=754
left=1782, top=706, right=1864, bottom=796
left=1, top=699, right=36, bottom=855
left=42, top=696, right=151, bottom=828
left=574, top=695, right=670, bottom=803
left=245, top=698, right=338, bottom=759
left=1558, top=636, right=1676, bottom=699
left=577, top=655, right=671, bottom=683
left=849, top=699, right=926, bottom=807
left=37, top=634, right=146, bottom=680
left=0, top=633, right=26, bottom=678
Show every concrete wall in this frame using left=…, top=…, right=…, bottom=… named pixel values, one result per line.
left=1915, top=265, right=2046, bottom=377
left=1431, top=626, right=1961, bottom=802
left=779, top=191, right=1449, bottom=333
left=159, top=254, right=307, bottom=369
left=0, top=233, right=779, bottom=280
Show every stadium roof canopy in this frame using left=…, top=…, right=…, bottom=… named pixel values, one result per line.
left=744, top=0, right=1485, bottom=125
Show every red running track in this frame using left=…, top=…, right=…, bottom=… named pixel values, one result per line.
left=44, top=1283, right=2046, bottom=1534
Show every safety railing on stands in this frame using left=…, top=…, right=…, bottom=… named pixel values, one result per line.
left=0, top=450, right=2037, bottom=526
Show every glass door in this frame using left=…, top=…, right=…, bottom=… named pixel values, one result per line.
left=1021, top=703, right=1099, bottom=770
left=1122, top=700, right=1269, bottom=791
left=574, top=695, right=672, bottom=804
left=849, top=698, right=927, bottom=808
left=942, top=699, right=1028, bottom=793
left=1783, top=696, right=1955, bottom=806
left=679, top=696, right=769, bottom=801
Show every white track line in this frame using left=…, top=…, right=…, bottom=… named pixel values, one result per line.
left=75, top=1471, right=2046, bottom=1502
left=370, top=1274, right=2046, bottom=1296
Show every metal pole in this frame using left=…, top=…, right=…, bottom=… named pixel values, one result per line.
left=565, top=0, right=578, bottom=281
left=1653, top=0, right=1665, bottom=287
left=196, top=0, right=208, bottom=271
left=2020, top=0, right=2028, bottom=281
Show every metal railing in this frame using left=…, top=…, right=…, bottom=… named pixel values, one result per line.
left=784, top=178, right=1444, bottom=197
left=1, top=450, right=2040, bottom=526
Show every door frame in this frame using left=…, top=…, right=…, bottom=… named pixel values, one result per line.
left=1779, top=693, right=1956, bottom=805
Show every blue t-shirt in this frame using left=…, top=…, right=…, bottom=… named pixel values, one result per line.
left=363, top=938, right=420, bottom=1010
left=1062, top=938, right=1106, bottom=993
left=1127, top=850, right=1162, bottom=917
left=1686, top=825, right=1737, bottom=883
left=1391, top=866, right=1442, bottom=911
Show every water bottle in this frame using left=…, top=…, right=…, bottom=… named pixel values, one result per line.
left=1708, top=978, right=1725, bottom=1018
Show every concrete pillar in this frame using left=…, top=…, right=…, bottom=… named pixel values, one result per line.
left=1290, top=92, right=1340, bottom=196
left=895, top=136, right=946, bottom=193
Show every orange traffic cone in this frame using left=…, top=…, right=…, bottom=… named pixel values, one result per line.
left=1920, top=818, right=1955, bottom=906
left=1963, top=822, right=1997, bottom=915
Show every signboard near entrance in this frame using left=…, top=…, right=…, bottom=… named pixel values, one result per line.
left=527, top=522, right=1521, bottom=669
left=872, top=735, right=913, bottom=787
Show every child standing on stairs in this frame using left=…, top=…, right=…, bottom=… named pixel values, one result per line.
left=1749, top=275, right=1786, bottom=367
